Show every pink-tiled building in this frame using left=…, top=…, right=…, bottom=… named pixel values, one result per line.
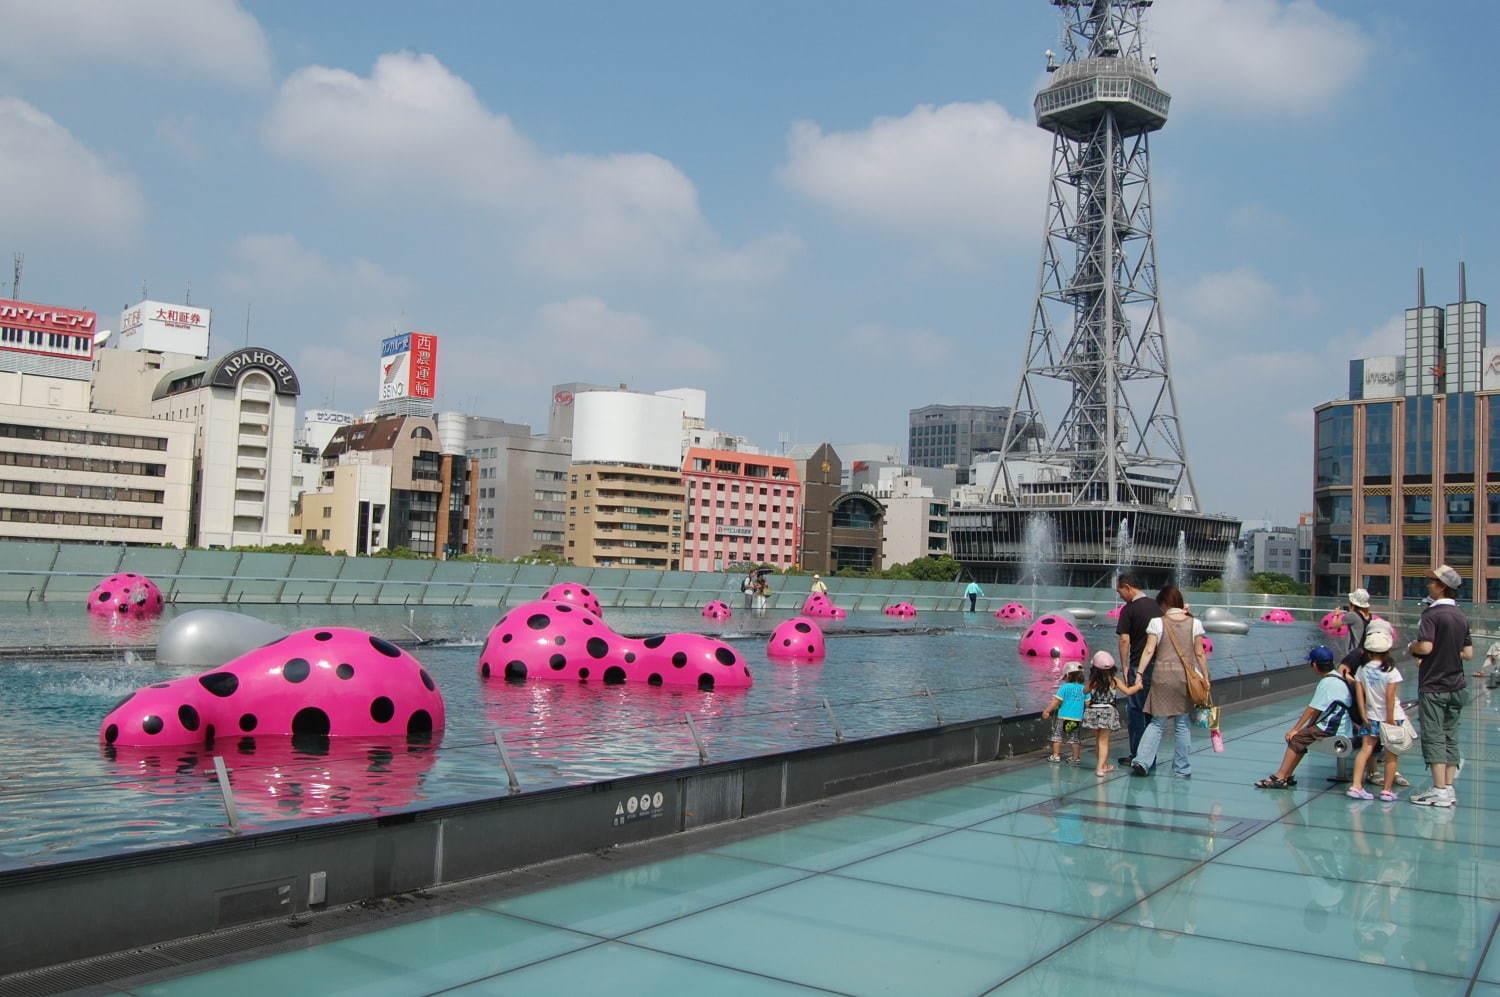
left=681, top=448, right=800, bottom=571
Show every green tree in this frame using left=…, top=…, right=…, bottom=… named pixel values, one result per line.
left=514, top=548, right=569, bottom=566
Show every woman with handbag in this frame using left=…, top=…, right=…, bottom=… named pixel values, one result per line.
left=1347, top=628, right=1411, bottom=801
left=1128, top=586, right=1210, bottom=778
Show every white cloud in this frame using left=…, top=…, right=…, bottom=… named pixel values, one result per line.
left=1174, top=266, right=1316, bottom=331
left=843, top=324, right=954, bottom=369
left=223, top=234, right=410, bottom=300
left=781, top=102, right=1049, bottom=250
left=0, top=0, right=271, bottom=88
left=0, top=98, right=144, bottom=244
left=265, top=52, right=796, bottom=283
left=1150, top=0, right=1373, bottom=112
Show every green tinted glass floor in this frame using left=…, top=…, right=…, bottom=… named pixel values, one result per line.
left=105, top=690, right=1500, bottom=996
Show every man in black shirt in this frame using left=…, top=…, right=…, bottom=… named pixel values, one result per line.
left=1115, top=573, right=1162, bottom=765
left=1407, top=564, right=1472, bottom=808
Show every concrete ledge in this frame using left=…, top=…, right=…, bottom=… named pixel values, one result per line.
left=0, top=660, right=1313, bottom=975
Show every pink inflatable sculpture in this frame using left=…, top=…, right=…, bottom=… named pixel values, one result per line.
left=701, top=600, right=733, bottom=621
left=1202, top=636, right=1215, bottom=657
left=767, top=617, right=826, bottom=661
left=1261, top=609, right=1296, bottom=624
left=1106, top=605, right=1124, bottom=620
left=802, top=593, right=847, bottom=619
left=542, top=582, right=603, bottom=618
left=478, top=600, right=751, bottom=691
left=995, top=602, right=1032, bottom=625
left=87, top=572, right=164, bottom=619
left=100, top=627, right=445, bottom=747
left=1018, top=614, right=1089, bottom=663
left=883, top=603, right=917, bottom=618
left=1319, top=610, right=1347, bottom=637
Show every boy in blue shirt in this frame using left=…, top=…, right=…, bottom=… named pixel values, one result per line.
left=1255, top=646, right=1353, bottom=788
left=1042, top=662, right=1088, bottom=764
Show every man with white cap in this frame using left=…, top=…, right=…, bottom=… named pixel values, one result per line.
left=1339, top=588, right=1374, bottom=662
left=1406, top=564, right=1473, bottom=807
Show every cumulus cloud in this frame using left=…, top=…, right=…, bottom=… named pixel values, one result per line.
left=0, top=0, right=271, bottom=88
left=843, top=324, right=954, bottom=368
left=223, top=234, right=410, bottom=301
left=0, top=98, right=144, bottom=244
left=781, top=102, right=1050, bottom=250
left=1175, top=266, right=1314, bottom=330
left=1150, top=0, right=1373, bottom=112
left=265, top=52, right=796, bottom=283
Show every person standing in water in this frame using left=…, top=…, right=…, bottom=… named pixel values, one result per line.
left=964, top=580, right=984, bottom=612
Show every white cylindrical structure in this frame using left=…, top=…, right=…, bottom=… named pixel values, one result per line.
left=572, top=391, right=683, bottom=468
left=437, top=411, right=467, bottom=456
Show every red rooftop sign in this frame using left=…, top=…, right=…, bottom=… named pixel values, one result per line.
left=0, top=298, right=96, bottom=334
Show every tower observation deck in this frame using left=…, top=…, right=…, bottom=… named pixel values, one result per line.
left=949, top=0, right=1239, bottom=588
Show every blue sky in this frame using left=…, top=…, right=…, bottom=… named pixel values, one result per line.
left=0, top=0, right=1495, bottom=526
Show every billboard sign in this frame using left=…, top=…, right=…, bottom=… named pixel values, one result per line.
left=117, top=299, right=210, bottom=357
left=1359, top=355, right=1403, bottom=400
left=379, top=332, right=439, bottom=401
left=1484, top=348, right=1500, bottom=392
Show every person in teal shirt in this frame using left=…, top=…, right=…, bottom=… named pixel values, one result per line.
left=964, top=580, right=984, bottom=612
left=1042, top=662, right=1088, bottom=763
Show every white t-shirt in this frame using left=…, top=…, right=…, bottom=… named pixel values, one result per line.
left=1145, top=614, right=1205, bottom=639
left=1356, top=662, right=1407, bottom=724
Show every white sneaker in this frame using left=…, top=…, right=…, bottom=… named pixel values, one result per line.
left=1410, top=787, right=1443, bottom=806
left=1432, top=787, right=1456, bottom=809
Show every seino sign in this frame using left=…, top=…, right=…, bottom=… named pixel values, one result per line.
left=211, top=348, right=301, bottom=396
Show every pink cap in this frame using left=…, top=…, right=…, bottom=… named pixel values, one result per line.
left=1090, top=650, right=1116, bottom=670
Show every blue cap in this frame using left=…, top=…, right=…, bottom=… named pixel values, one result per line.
left=1306, top=645, right=1335, bottom=666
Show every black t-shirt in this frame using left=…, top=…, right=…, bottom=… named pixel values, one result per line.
left=1116, top=595, right=1163, bottom=679
left=1415, top=601, right=1471, bottom=694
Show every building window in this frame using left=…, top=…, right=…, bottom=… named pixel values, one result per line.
left=1403, top=494, right=1431, bottom=525
left=1316, top=494, right=1352, bottom=526
left=1404, top=396, right=1434, bottom=480
left=1403, top=535, right=1431, bottom=562
left=1315, top=406, right=1354, bottom=488
left=1362, top=535, right=1390, bottom=565
left=1363, top=495, right=1391, bottom=525
left=1444, top=535, right=1473, bottom=566
left=1364, top=403, right=1393, bottom=479
left=1445, top=394, right=1476, bottom=477
left=1446, top=491, right=1475, bottom=524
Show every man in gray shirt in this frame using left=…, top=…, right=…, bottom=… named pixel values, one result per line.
left=1406, top=564, right=1472, bottom=808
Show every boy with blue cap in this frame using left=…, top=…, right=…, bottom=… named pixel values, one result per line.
left=1255, top=645, right=1353, bottom=789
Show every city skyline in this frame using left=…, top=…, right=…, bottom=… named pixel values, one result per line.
left=1, top=1, right=1496, bottom=527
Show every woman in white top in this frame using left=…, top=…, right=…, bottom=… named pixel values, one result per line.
left=1348, top=628, right=1407, bottom=801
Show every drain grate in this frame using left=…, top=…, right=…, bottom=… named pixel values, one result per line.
left=0, top=949, right=178, bottom=997
left=1017, top=798, right=1270, bottom=841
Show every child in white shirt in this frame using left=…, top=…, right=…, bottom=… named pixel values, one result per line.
left=1348, top=628, right=1408, bottom=801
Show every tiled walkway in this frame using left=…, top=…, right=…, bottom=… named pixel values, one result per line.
left=110, top=690, right=1500, bottom=996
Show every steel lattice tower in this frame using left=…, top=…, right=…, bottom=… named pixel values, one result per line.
left=998, top=0, right=1196, bottom=510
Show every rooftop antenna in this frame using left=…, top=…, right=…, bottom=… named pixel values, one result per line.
left=1417, top=267, right=1426, bottom=309
left=1459, top=260, right=1467, bottom=303
left=10, top=253, right=21, bottom=299
left=141, top=280, right=148, bottom=301
left=184, top=282, right=191, bottom=306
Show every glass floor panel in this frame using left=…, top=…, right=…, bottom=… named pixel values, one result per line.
left=99, top=686, right=1500, bottom=995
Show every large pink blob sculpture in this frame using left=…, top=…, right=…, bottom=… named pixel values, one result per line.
left=802, top=593, right=847, bottom=619
left=87, top=572, right=164, bottom=619
left=1261, top=609, right=1296, bottom=624
left=701, top=601, right=733, bottom=621
left=1018, top=614, right=1089, bottom=663
left=1319, top=610, right=1347, bottom=637
left=1106, top=605, right=1124, bottom=620
left=767, top=617, right=826, bottom=661
left=995, top=602, right=1032, bottom=625
left=100, top=627, right=445, bottom=747
left=478, top=600, right=751, bottom=690
left=1202, top=635, right=1215, bottom=657
left=542, top=582, right=603, bottom=618
left=883, top=603, right=916, bottom=618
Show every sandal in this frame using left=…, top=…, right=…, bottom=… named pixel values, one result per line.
left=1255, top=775, right=1294, bottom=789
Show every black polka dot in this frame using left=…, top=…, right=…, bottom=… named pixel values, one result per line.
left=808, top=644, right=817, bottom=653
left=370, top=636, right=402, bottom=658
left=125, top=573, right=137, bottom=578
left=315, top=631, right=333, bottom=642
left=1041, top=616, right=1056, bottom=625
left=578, top=667, right=590, bottom=679
left=715, top=648, right=736, bottom=666
left=671, top=651, right=688, bottom=668
left=178, top=705, right=200, bottom=731
left=580, top=587, right=591, bottom=596
left=648, top=673, right=663, bottom=686
left=407, top=710, right=433, bottom=736
left=557, top=604, right=572, bottom=613
left=1064, top=632, right=1079, bottom=642
left=794, top=622, right=811, bottom=633
left=549, top=654, right=567, bottom=670
left=283, top=658, right=310, bottom=683
left=117, top=604, right=129, bottom=614
left=643, top=635, right=666, bottom=649
left=480, top=662, right=491, bottom=678
left=624, top=651, right=636, bottom=663
left=505, top=660, right=528, bottom=681
left=142, top=715, right=163, bottom=735
left=603, top=666, right=626, bottom=685
left=370, top=697, right=395, bottom=723
left=501, top=633, right=513, bottom=643
left=336, top=663, right=355, bottom=680
left=104, top=724, right=118, bottom=744
left=1025, top=650, right=1037, bottom=658
left=554, top=635, right=566, bottom=645
left=419, top=669, right=436, bottom=691
left=199, top=672, right=238, bottom=697
left=150, top=683, right=170, bottom=689
left=96, top=591, right=111, bottom=602
left=239, top=713, right=258, bottom=732
left=697, top=674, right=715, bottom=691
left=582, top=617, right=595, bottom=626
left=292, top=707, right=330, bottom=736
left=526, top=614, right=550, bottom=630
left=783, top=639, right=793, bottom=647
left=586, top=637, right=609, bottom=659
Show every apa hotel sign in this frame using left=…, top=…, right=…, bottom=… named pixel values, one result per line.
left=210, top=347, right=301, bottom=396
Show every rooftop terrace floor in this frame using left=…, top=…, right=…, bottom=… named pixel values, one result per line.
left=78, top=688, right=1500, bottom=995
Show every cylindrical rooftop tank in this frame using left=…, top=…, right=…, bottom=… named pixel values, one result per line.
left=437, top=411, right=468, bottom=456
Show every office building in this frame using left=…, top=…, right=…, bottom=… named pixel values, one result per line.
left=467, top=417, right=571, bottom=561
left=681, top=448, right=800, bottom=571
left=1314, top=266, right=1492, bottom=601
left=794, top=443, right=885, bottom=575
left=908, top=405, right=1038, bottom=483
left=861, top=469, right=949, bottom=568
left=1244, top=526, right=1299, bottom=577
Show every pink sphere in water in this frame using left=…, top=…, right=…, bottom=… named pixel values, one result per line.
left=995, top=602, right=1032, bottom=625
left=1260, top=609, right=1296, bottom=624
left=701, top=601, right=732, bottom=621
left=1319, top=610, right=1347, bottom=637
left=1202, top=636, right=1215, bottom=657
left=1106, top=604, right=1124, bottom=620
left=802, top=593, right=847, bottom=619
left=767, top=617, right=826, bottom=661
left=1017, top=614, right=1089, bottom=663
left=87, top=572, right=164, bottom=619
left=883, top=603, right=917, bottom=618
left=542, top=582, right=603, bottom=618
left=100, top=627, right=444, bottom=747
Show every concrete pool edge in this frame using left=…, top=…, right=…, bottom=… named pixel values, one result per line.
left=0, top=660, right=1314, bottom=978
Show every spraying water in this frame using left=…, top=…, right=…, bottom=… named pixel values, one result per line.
left=1221, top=544, right=1245, bottom=604
left=1174, top=530, right=1188, bottom=588
left=1023, top=512, right=1059, bottom=609
left=1114, top=519, right=1134, bottom=583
